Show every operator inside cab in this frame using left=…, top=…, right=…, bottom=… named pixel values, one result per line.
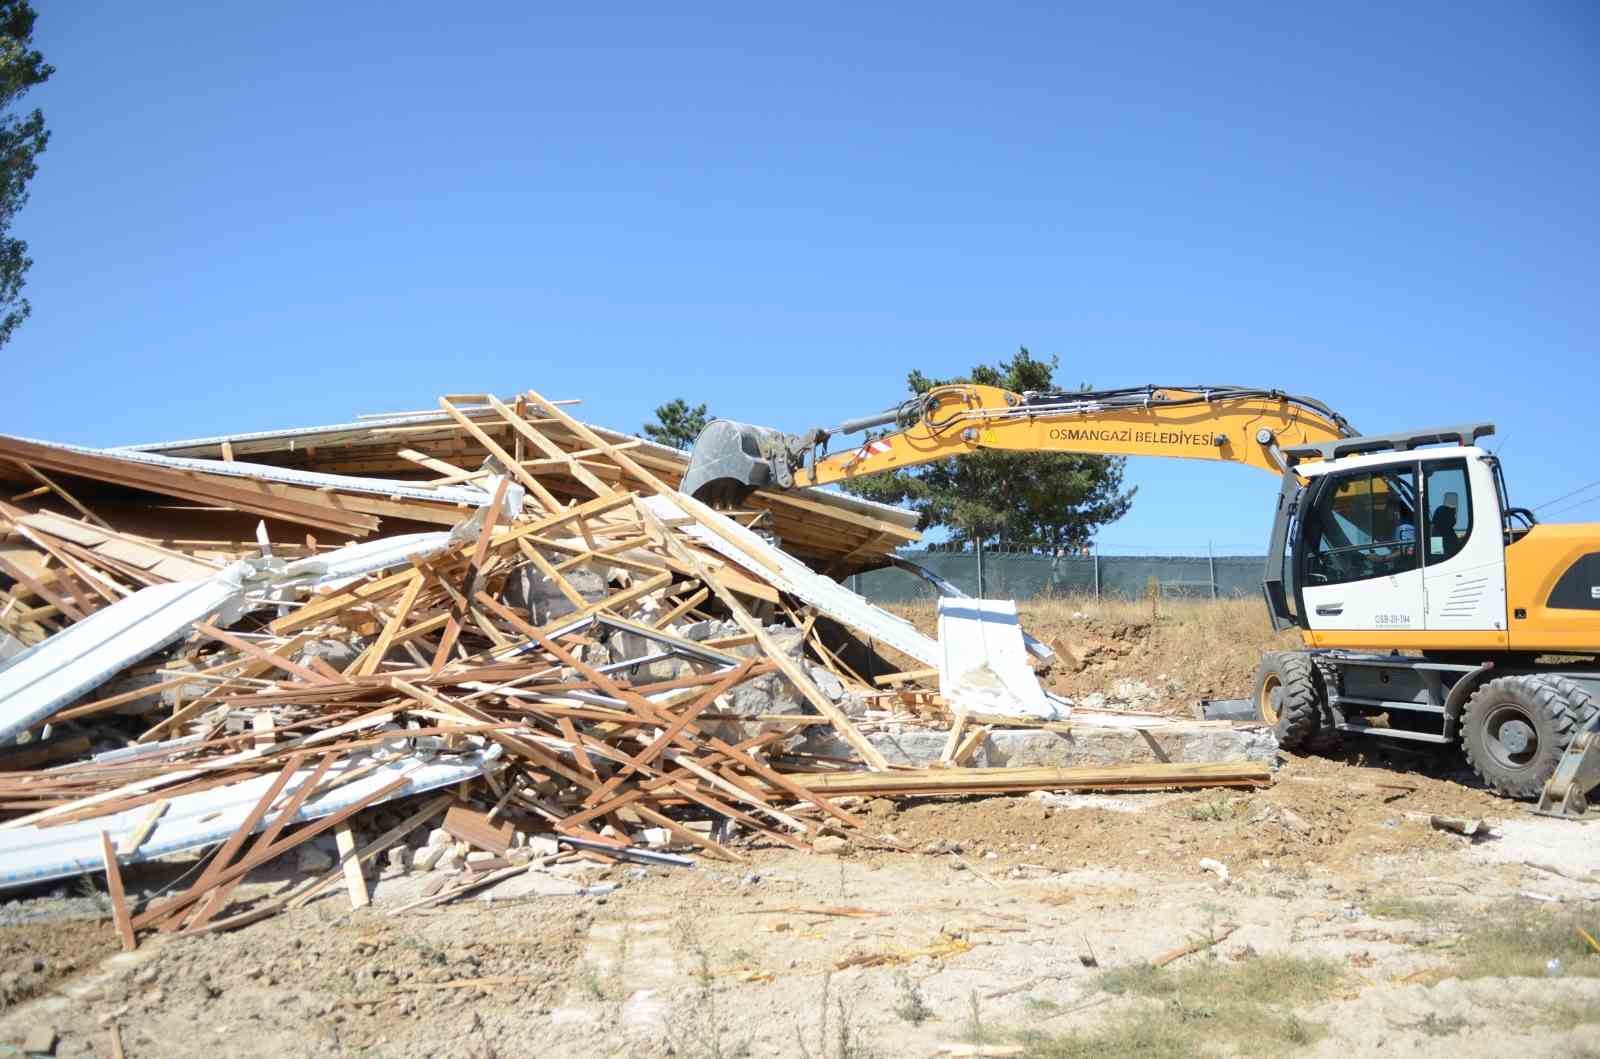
left=1430, top=491, right=1463, bottom=562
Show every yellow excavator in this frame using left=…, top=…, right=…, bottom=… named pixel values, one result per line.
left=682, top=384, right=1600, bottom=814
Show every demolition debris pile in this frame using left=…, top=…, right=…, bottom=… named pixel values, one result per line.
left=0, top=390, right=1268, bottom=950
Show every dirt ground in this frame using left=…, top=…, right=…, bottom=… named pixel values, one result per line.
left=3, top=600, right=1595, bottom=1058
left=1, top=746, right=1596, bottom=1059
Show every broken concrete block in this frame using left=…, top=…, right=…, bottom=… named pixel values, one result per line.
left=525, top=835, right=561, bottom=857
left=806, top=664, right=846, bottom=703
left=296, top=846, right=335, bottom=873
left=21, top=1025, right=57, bottom=1055
left=812, top=835, right=849, bottom=855
left=293, top=638, right=362, bottom=672
left=502, top=562, right=609, bottom=625
left=426, top=827, right=451, bottom=849
left=414, top=845, right=447, bottom=872
left=386, top=846, right=412, bottom=874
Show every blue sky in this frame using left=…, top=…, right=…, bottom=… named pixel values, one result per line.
left=12, top=2, right=1597, bottom=552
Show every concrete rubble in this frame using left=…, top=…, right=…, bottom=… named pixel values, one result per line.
left=0, top=388, right=1273, bottom=951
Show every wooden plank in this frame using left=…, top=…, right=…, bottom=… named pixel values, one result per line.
left=474, top=592, right=865, bottom=832
left=0, top=435, right=382, bottom=536
left=951, top=725, right=989, bottom=767
left=584, top=658, right=755, bottom=806
left=192, top=623, right=334, bottom=687
left=166, top=753, right=338, bottom=933
left=11, top=460, right=113, bottom=529
left=763, top=762, right=1273, bottom=796
left=282, top=792, right=454, bottom=913
left=388, top=678, right=601, bottom=792
left=517, top=539, right=589, bottom=609
left=133, top=773, right=410, bottom=931
left=486, top=395, right=616, bottom=500
left=354, top=569, right=425, bottom=677
left=633, top=802, right=746, bottom=863
left=437, top=397, right=563, bottom=512
left=150, top=754, right=306, bottom=925
left=100, top=831, right=137, bottom=952
left=335, top=822, right=369, bottom=909
left=442, top=802, right=514, bottom=854
left=652, top=586, right=709, bottom=629
left=639, top=504, right=892, bottom=772
left=557, top=716, right=599, bottom=780
left=522, top=388, right=783, bottom=574
left=535, top=571, right=672, bottom=634
left=939, top=706, right=968, bottom=766
left=875, top=667, right=939, bottom=687
left=119, top=799, right=169, bottom=856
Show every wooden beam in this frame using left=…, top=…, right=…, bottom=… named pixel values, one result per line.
left=100, top=831, right=137, bottom=952
left=639, top=503, right=892, bottom=772
left=335, top=822, right=369, bottom=909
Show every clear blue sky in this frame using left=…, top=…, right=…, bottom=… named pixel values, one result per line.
left=13, top=2, right=1598, bottom=553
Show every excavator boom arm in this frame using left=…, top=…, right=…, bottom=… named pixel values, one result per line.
left=682, top=384, right=1355, bottom=502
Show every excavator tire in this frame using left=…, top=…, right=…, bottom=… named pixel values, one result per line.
left=1461, top=675, right=1598, bottom=799
left=1252, top=652, right=1321, bottom=751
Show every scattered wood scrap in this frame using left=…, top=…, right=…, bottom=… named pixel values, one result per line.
left=0, top=388, right=1275, bottom=955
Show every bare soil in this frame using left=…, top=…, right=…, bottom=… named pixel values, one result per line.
left=2, top=602, right=1595, bottom=1059
left=1, top=748, right=1596, bottom=1059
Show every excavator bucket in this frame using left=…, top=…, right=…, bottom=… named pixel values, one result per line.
left=680, top=419, right=796, bottom=505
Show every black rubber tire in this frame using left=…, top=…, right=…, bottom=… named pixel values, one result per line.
left=1252, top=652, right=1322, bottom=751
left=1460, top=675, right=1598, bottom=799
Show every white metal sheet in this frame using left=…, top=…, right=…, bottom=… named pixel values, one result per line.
left=0, top=569, right=251, bottom=745
left=0, top=746, right=497, bottom=890
left=641, top=495, right=939, bottom=666
left=937, top=598, right=1063, bottom=719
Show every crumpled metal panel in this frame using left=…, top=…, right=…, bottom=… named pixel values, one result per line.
left=0, top=568, right=253, bottom=745
left=0, top=525, right=465, bottom=746
left=937, top=598, right=1064, bottom=720
left=0, top=745, right=499, bottom=890
left=1, top=432, right=494, bottom=508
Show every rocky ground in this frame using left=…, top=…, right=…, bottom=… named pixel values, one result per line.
left=0, top=744, right=1596, bottom=1059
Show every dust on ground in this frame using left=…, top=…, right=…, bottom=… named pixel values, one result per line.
left=2, top=601, right=1592, bottom=1058
left=1, top=742, right=1596, bottom=1059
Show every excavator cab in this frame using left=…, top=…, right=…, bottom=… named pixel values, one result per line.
left=1257, top=425, right=1600, bottom=808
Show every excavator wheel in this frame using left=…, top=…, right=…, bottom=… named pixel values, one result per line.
left=1252, top=652, right=1322, bottom=751
left=1461, top=675, right=1598, bottom=799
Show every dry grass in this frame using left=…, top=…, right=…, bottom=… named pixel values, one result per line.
left=980, top=954, right=1340, bottom=1058
left=1363, top=898, right=1600, bottom=983
left=885, top=594, right=1298, bottom=708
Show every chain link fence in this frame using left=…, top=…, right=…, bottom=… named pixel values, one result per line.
left=853, top=548, right=1269, bottom=604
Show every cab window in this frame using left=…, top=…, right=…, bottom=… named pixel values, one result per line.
left=1305, top=465, right=1419, bottom=586
left=1423, top=459, right=1472, bottom=564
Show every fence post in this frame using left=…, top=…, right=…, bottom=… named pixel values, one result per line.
left=1208, top=541, right=1217, bottom=600
left=976, top=539, right=985, bottom=598
left=1092, top=547, right=1100, bottom=600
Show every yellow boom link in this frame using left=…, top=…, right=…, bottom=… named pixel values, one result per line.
left=801, top=384, right=1350, bottom=487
